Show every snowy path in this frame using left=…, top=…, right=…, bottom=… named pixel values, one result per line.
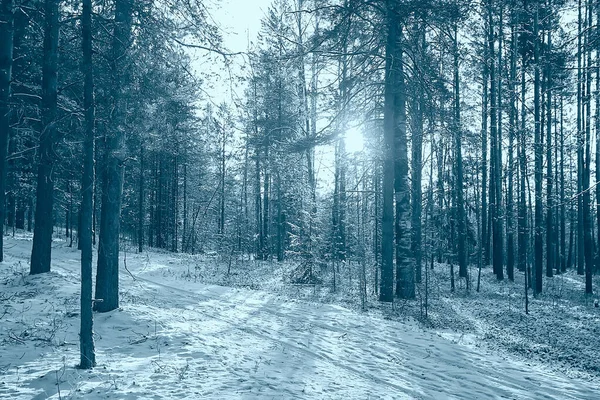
left=124, top=273, right=599, bottom=400
left=1, top=237, right=598, bottom=399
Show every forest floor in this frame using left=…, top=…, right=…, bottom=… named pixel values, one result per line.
left=1, top=234, right=599, bottom=399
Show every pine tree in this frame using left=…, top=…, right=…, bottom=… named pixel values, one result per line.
left=0, top=0, right=13, bottom=263
left=30, top=0, right=59, bottom=275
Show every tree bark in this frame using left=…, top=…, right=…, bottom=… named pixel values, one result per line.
left=518, top=47, right=527, bottom=274
left=488, top=0, right=499, bottom=278
left=79, top=0, right=96, bottom=369
left=95, top=0, right=133, bottom=312
left=533, top=3, right=543, bottom=294
left=494, top=5, right=504, bottom=280
left=30, top=0, right=59, bottom=275
left=138, top=145, right=144, bottom=253
left=595, top=0, right=600, bottom=276
left=411, top=22, right=424, bottom=284
left=560, top=95, right=566, bottom=273
left=392, top=13, right=414, bottom=300
left=577, top=0, right=585, bottom=276
left=380, top=0, right=398, bottom=302
left=0, top=0, right=13, bottom=263
left=481, top=12, right=489, bottom=267
left=507, top=17, right=517, bottom=281
left=546, top=30, right=554, bottom=278
left=583, top=0, right=593, bottom=294
left=454, top=25, right=467, bottom=282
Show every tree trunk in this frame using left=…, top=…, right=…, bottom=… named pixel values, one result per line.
left=393, top=16, right=414, bottom=300
left=255, top=154, right=263, bottom=260
left=79, top=0, right=96, bottom=369
left=454, top=25, right=467, bottom=282
left=488, top=1, right=498, bottom=278
left=494, top=6, right=504, bottom=280
left=338, top=139, right=346, bottom=262
left=518, top=51, right=527, bottom=274
left=0, top=0, right=13, bottom=262
left=583, top=0, right=593, bottom=294
left=182, top=162, right=187, bottom=252
left=577, top=0, right=585, bottom=276
left=560, top=95, right=566, bottom=273
left=276, top=172, right=284, bottom=262
left=546, top=30, right=554, bottom=278
left=263, top=152, right=270, bottom=259
left=94, top=0, right=133, bottom=312
left=507, top=18, right=516, bottom=281
left=380, top=0, right=398, bottom=302
left=411, top=22, right=424, bottom=284
left=220, top=130, right=225, bottom=236
left=138, top=144, right=144, bottom=253
left=533, top=3, right=543, bottom=294
left=596, top=0, right=600, bottom=276
left=30, top=0, right=59, bottom=275
left=171, top=155, right=178, bottom=253
left=481, top=12, right=489, bottom=267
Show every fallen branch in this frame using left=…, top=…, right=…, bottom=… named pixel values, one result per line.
left=8, top=332, right=26, bottom=344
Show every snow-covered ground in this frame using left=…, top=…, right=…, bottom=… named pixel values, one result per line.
left=1, top=234, right=599, bottom=399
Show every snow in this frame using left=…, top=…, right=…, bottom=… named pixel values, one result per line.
left=1, top=234, right=599, bottom=399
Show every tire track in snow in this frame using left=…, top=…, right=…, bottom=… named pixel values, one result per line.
left=129, top=273, right=423, bottom=399
left=12, top=242, right=598, bottom=399
left=38, top=255, right=420, bottom=399
left=125, top=272, right=600, bottom=400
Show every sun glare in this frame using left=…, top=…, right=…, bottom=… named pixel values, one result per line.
left=345, top=125, right=364, bottom=154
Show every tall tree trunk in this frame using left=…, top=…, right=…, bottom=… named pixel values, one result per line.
left=488, top=0, right=498, bottom=278
left=380, top=0, right=398, bottom=302
left=338, top=139, right=346, bottom=261
left=79, top=0, right=96, bottom=369
left=0, top=0, right=13, bottom=262
left=507, top=17, right=516, bottom=281
left=481, top=13, right=490, bottom=267
left=583, top=0, right=593, bottom=294
left=560, top=95, right=566, bottom=273
left=373, top=164, right=380, bottom=295
left=533, top=3, right=543, bottom=294
left=577, top=0, right=585, bottom=276
left=435, top=136, right=445, bottom=264
left=30, top=0, right=59, bottom=275
left=393, top=17, right=414, bottom=300
left=94, top=0, right=133, bottom=312
left=156, top=158, right=163, bottom=248
left=263, top=150, right=270, bottom=259
left=255, top=154, right=263, bottom=259
left=182, top=162, right=187, bottom=252
left=546, top=29, right=554, bottom=278
left=596, top=0, right=600, bottom=276
left=454, top=25, right=467, bottom=282
left=253, top=76, right=263, bottom=260
left=334, top=29, right=348, bottom=263
left=494, top=5, right=504, bottom=280
left=138, top=145, right=144, bottom=253
left=92, top=136, right=98, bottom=246
left=568, top=142, right=575, bottom=270
left=68, top=177, right=73, bottom=247
left=411, top=22, right=424, bottom=284
left=553, top=96, right=560, bottom=275
left=276, top=172, right=283, bottom=262
left=220, top=131, right=225, bottom=236
left=518, top=50, right=527, bottom=275
left=171, top=155, right=178, bottom=253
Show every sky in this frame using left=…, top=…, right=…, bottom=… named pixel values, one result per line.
left=211, top=0, right=273, bottom=53
left=191, top=0, right=365, bottom=190
left=194, top=0, right=272, bottom=104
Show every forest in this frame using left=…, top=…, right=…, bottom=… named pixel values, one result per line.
left=1, top=0, right=599, bottom=398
